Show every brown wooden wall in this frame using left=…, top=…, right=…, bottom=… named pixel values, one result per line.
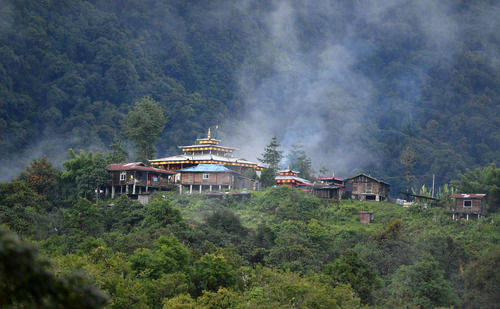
left=347, top=175, right=389, bottom=197
left=110, top=170, right=169, bottom=187
left=181, top=172, right=234, bottom=186
left=454, top=198, right=486, bottom=215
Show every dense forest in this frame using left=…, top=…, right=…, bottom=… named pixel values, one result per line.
left=0, top=153, right=499, bottom=308
left=0, top=0, right=499, bottom=192
left=0, top=1, right=499, bottom=307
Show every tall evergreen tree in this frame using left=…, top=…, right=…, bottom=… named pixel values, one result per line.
left=122, top=97, right=166, bottom=163
left=258, top=136, right=283, bottom=187
left=287, top=143, right=314, bottom=180
left=258, top=136, right=283, bottom=171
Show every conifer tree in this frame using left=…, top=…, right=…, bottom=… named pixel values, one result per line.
left=258, top=136, right=283, bottom=187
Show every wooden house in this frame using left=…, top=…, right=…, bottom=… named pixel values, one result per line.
left=107, top=162, right=175, bottom=203
left=311, top=183, right=342, bottom=200
left=178, top=164, right=259, bottom=194
left=344, top=173, right=390, bottom=201
left=313, top=173, right=344, bottom=200
left=449, top=193, right=487, bottom=220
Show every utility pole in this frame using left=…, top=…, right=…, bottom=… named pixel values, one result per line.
left=432, top=174, right=435, bottom=198
left=399, top=145, right=415, bottom=201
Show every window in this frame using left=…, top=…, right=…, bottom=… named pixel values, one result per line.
left=365, top=183, right=373, bottom=193
left=120, top=172, right=126, bottom=181
left=463, top=200, right=472, bottom=207
left=203, top=174, right=209, bottom=179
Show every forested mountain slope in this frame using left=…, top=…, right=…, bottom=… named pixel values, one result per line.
left=0, top=0, right=498, bottom=191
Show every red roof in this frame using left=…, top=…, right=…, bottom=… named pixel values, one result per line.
left=450, top=193, right=487, bottom=199
left=108, top=162, right=174, bottom=174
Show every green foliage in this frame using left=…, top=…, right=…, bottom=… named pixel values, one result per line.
left=258, top=136, right=283, bottom=169
left=252, top=186, right=321, bottom=221
left=142, top=197, right=185, bottom=230
left=373, top=219, right=403, bottom=243
left=103, top=195, right=145, bottom=233
left=0, top=226, right=107, bottom=308
left=463, top=250, right=500, bottom=309
left=192, top=253, right=241, bottom=296
left=1, top=174, right=499, bottom=307
left=107, top=139, right=129, bottom=163
left=0, top=181, right=52, bottom=238
left=63, top=198, right=103, bottom=238
left=324, top=250, right=379, bottom=304
left=452, top=163, right=500, bottom=212
left=130, top=235, right=190, bottom=279
left=286, top=143, right=314, bottom=180
left=388, top=257, right=460, bottom=309
left=259, top=168, right=276, bottom=188
left=245, top=265, right=361, bottom=308
left=197, top=287, right=242, bottom=309
left=122, top=97, right=167, bottom=162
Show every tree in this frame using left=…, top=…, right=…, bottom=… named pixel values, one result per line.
left=388, top=258, right=460, bottom=309
left=0, top=226, right=108, bottom=308
left=107, top=138, right=129, bottom=163
left=77, top=153, right=109, bottom=203
left=63, top=198, right=103, bottom=238
left=463, top=250, right=500, bottom=308
left=0, top=181, right=51, bottom=238
left=259, top=168, right=276, bottom=188
left=287, top=143, right=314, bottom=180
left=130, top=236, right=190, bottom=279
left=122, top=97, right=166, bottom=163
left=192, top=253, right=240, bottom=296
left=18, top=156, right=60, bottom=200
left=324, top=250, right=379, bottom=304
left=451, top=163, right=500, bottom=212
left=258, top=136, right=283, bottom=171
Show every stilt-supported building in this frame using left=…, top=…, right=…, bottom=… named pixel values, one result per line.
left=450, top=193, right=487, bottom=220
left=107, top=162, right=175, bottom=204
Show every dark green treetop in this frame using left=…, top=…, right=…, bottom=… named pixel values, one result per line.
left=122, top=97, right=167, bottom=163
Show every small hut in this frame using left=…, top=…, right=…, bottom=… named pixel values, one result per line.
left=449, top=193, right=487, bottom=220
left=359, top=211, right=374, bottom=223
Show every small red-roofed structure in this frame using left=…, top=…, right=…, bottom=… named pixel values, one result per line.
left=450, top=193, right=487, bottom=220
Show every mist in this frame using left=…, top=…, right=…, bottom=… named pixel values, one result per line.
left=219, top=0, right=485, bottom=178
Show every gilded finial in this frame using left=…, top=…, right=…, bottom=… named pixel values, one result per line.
left=287, top=165, right=290, bottom=170
left=207, top=128, right=211, bottom=139
left=332, top=170, right=335, bottom=179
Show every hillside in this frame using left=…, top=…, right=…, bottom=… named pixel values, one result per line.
left=0, top=0, right=499, bottom=192
left=1, top=183, right=498, bottom=307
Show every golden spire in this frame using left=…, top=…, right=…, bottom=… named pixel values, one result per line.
left=332, top=170, right=335, bottom=179
left=207, top=128, right=211, bottom=139
left=287, top=165, right=290, bottom=171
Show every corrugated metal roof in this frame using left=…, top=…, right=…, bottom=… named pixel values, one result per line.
left=108, top=162, right=174, bottom=174
left=177, top=164, right=236, bottom=173
left=344, top=173, right=390, bottom=185
left=450, top=193, right=487, bottom=199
